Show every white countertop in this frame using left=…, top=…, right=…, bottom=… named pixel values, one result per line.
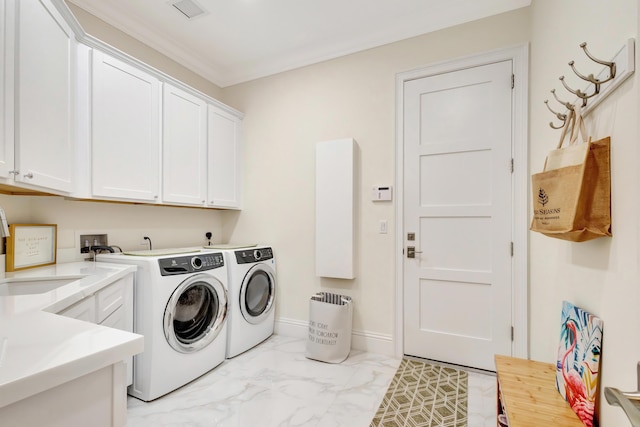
left=0, top=262, right=144, bottom=408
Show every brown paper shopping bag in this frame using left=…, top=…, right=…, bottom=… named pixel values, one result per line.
left=530, top=105, right=611, bottom=242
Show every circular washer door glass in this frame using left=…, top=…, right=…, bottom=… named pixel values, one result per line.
left=164, top=274, right=227, bottom=353
left=241, top=265, right=275, bottom=324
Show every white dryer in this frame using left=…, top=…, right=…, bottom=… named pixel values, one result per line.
left=97, top=249, right=228, bottom=401
left=221, top=246, right=276, bottom=358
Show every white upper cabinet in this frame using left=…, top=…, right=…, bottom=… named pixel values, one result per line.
left=0, top=0, right=15, bottom=180
left=162, top=83, right=207, bottom=206
left=14, top=0, right=76, bottom=193
left=208, top=105, right=242, bottom=209
left=92, top=50, right=161, bottom=202
left=1, top=0, right=243, bottom=208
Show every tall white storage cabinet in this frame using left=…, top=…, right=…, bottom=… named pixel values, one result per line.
left=0, top=0, right=14, bottom=180
left=15, top=0, right=76, bottom=193
left=316, top=138, right=356, bottom=279
left=162, top=83, right=207, bottom=206
left=208, top=105, right=242, bottom=209
left=92, top=50, right=161, bottom=202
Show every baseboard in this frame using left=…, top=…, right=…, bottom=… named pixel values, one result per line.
left=275, top=317, right=395, bottom=357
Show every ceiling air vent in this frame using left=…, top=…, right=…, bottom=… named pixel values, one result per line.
left=171, top=0, right=206, bottom=19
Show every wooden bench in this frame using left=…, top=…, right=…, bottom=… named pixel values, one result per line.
left=495, top=355, right=585, bottom=426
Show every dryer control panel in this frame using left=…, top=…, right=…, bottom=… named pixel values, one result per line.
left=235, top=247, right=273, bottom=264
left=158, top=253, right=224, bottom=276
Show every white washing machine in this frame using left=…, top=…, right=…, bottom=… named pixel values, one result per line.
left=97, top=249, right=228, bottom=401
left=216, top=246, right=276, bottom=358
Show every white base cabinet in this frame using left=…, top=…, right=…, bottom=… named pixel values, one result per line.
left=58, top=295, right=95, bottom=322
left=58, top=274, right=134, bottom=386
left=0, top=362, right=128, bottom=427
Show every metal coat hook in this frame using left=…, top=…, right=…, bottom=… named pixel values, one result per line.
left=544, top=100, right=566, bottom=120
left=580, top=42, right=617, bottom=80
left=568, top=61, right=603, bottom=90
left=559, top=76, right=594, bottom=106
left=544, top=38, right=634, bottom=130
left=545, top=90, right=574, bottom=129
left=566, top=43, right=616, bottom=96
left=544, top=100, right=567, bottom=129
left=551, top=89, right=574, bottom=111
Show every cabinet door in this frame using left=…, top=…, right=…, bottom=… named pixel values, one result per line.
left=162, top=84, right=207, bottom=206
left=99, top=274, right=134, bottom=386
left=58, top=296, right=96, bottom=322
left=100, top=306, right=133, bottom=386
left=92, top=50, right=160, bottom=202
left=15, top=0, right=75, bottom=192
left=0, top=0, right=15, bottom=179
left=207, top=105, right=242, bottom=208
left=95, top=275, right=126, bottom=323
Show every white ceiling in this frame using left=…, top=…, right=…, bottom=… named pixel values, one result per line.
left=67, top=0, right=531, bottom=88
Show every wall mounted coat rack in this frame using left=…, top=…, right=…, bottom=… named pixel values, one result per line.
left=545, top=38, right=635, bottom=129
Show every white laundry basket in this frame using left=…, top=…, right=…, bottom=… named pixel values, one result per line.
left=305, top=292, right=353, bottom=363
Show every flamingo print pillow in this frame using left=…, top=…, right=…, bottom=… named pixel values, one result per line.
left=556, top=301, right=603, bottom=427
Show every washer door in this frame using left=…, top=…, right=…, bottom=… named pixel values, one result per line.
left=239, top=264, right=276, bottom=324
left=164, top=273, right=228, bottom=353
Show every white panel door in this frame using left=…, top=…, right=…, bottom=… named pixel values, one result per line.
left=403, top=61, right=513, bottom=371
left=162, top=83, right=207, bottom=206
left=207, top=105, right=242, bottom=208
left=16, top=0, right=75, bottom=192
left=92, top=50, right=160, bottom=202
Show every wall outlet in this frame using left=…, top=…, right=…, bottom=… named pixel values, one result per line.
left=139, top=232, right=152, bottom=247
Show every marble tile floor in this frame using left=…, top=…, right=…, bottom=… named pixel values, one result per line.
left=126, top=335, right=497, bottom=427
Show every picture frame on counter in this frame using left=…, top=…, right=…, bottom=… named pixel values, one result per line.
left=6, top=224, right=58, bottom=272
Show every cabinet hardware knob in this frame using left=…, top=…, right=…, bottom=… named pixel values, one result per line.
left=24, top=173, right=34, bottom=179
left=9, top=170, right=19, bottom=175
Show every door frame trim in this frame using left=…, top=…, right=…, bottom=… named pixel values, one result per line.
left=394, top=43, right=529, bottom=361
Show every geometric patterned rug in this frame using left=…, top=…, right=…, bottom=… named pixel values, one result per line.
left=370, top=358, right=468, bottom=427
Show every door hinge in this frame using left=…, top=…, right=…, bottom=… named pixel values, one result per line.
left=510, top=241, right=514, bottom=257
left=511, top=326, right=514, bottom=341
left=511, top=158, right=514, bottom=173
left=511, top=74, right=515, bottom=89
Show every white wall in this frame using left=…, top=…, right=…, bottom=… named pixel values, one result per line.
left=0, top=194, right=225, bottom=261
left=529, top=0, right=638, bottom=424
left=220, top=9, right=531, bottom=346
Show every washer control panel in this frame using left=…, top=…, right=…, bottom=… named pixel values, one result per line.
left=234, top=247, right=273, bottom=264
left=159, top=252, right=224, bottom=276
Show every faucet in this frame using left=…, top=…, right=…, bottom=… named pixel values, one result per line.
left=87, top=245, right=115, bottom=262
left=605, top=362, right=640, bottom=426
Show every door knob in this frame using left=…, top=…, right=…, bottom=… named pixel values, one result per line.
left=407, top=246, right=423, bottom=258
